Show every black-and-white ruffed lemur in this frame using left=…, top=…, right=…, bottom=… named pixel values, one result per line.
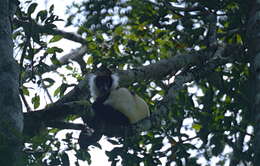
left=79, top=70, right=150, bottom=149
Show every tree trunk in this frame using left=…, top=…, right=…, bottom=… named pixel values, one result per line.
left=0, top=0, right=24, bottom=165
left=247, top=0, right=260, bottom=165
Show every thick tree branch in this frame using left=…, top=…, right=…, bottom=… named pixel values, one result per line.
left=23, top=100, right=91, bottom=136
left=24, top=101, right=90, bottom=122
left=117, top=47, right=220, bottom=85
left=46, top=121, right=86, bottom=130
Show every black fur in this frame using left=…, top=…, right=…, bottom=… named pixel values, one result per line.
left=92, top=94, right=130, bottom=126
left=94, top=75, right=112, bottom=95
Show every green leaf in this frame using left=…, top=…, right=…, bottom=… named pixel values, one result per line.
left=50, top=55, right=61, bottom=66
left=236, top=34, right=243, bottom=44
left=60, top=83, right=68, bottom=97
left=22, top=86, right=30, bottom=96
left=32, top=94, right=40, bottom=109
left=27, top=3, right=38, bottom=16
left=49, top=4, right=54, bottom=13
left=86, top=56, right=93, bottom=65
left=42, top=78, right=55, bottom=88
left=36, top=10, right=48, bottom=22
left=66, top=65, right=73, bottom=70
left=46, top=47, right=63, bottom=54
left=192, top=123, right=202, bottom=132
left=54, top=86, right=61, bottom=97
left=54, top=83, right=67, bottom=97
left=76, top=150, right=91, bottom=164
left=215, top=115, right=225, bottom=121
left=49, top=35, right=63, bottom=43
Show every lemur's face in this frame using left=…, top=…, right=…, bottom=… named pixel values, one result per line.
left=95, top=75, right=113, bottom=95
left=89, top=72, right=119, bottom=99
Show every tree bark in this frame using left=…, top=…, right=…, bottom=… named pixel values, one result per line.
left=0, top=0, right=24, bottom=165
left=247, top=0, right=260, bottom=165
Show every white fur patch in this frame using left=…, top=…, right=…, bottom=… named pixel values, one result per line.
left=104, top=87, right=150, bottom=124
left=111, top=73, right=119, bottom=90
left=88, top=74, right=98, bottom=99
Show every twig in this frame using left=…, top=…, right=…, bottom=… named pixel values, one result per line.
left=19, top=37, right=30, bottom=86
left=207, top=14, right=217, bottom=47
left=40, top=76, right=54, bottom=103
left=19, top=88, right=32, bottom=112
left=14, top=19, right=87, bottom=45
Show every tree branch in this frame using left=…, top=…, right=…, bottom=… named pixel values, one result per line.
left=149, top=44, right=243, bottom=128
left=146, top=0, right=204, bottom=13
left=23, top=100, right=91, bottom=136
left=48, top=44, right=242, bottom=107
left=46, top=121, right=86, bottom=130
left=53, top=48, right=213, bottom=105
left=117, top=48, right=217, bottom=85
left=207, top=14, right=217, bottom=47
left=24, top=100, right=90, bottom=121
left=23, top=46, right=88, bottom=82
left=14, top=19, right=87, bottom=44
left=163, top=2, right=204, bottom=12
left=48, top=45, right=88, bottom=73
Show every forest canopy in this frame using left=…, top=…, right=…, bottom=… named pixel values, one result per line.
left=0, top=0, right=259, bottom=166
